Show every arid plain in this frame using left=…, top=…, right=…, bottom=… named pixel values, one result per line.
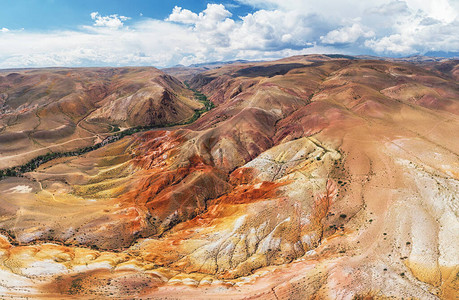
left=0, top=55, right=458, bottom=299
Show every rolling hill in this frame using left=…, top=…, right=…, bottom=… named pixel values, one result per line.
left=0, top=67, right=202, bottom=169
left=0, top=55, right=458, bottom=299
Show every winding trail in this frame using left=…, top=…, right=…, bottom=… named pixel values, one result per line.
left=0, top=89, right=211, bottom=177
left=0, top=136, right=98, bottom=162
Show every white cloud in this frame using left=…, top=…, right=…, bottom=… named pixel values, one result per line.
left=167, top=4, right=232, bottom=26
left=1, top=28, right=9, bottom=33
left=0, top=20, right=199, bottom=68
left=230, top=9, right=313, bottom=51
left=321, top=24, right=374, bottom=44
left=0, top=1, right=458, bottom=69
left=367, top=1, right=410, bottom=16
left=90, top=12, right=130, bottom=29
left=365, top=17, right=459, bottom=54
left=364, top=2, right=459, bottom=55
left=166, top=6, right=199, bottom=24
left=404, top=0, right=457, bottom=23
left=237, top=0, right=459, bottom=55
left=167, top=4, right=236, bottom=50
left=365, top=34, right=414, bottom=54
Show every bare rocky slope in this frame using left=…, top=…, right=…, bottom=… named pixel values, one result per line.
left=0, top=67, right=202, bottom=169
left=0, top=55, right=457, bottom=299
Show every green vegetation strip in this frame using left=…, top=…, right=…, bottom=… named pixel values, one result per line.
left=0, top=88, right=214, bottom=179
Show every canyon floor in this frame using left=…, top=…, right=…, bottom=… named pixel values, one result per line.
left=0, top=55, right=458, bottom=299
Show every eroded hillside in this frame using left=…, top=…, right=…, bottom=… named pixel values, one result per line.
left=0, top=56, right=458, bottom=299
left=0, top=67, right=202, bottom=169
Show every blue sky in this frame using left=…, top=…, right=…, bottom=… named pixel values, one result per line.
left=0, top=0, right=458, bottom=68
left=0, top=0, right=255, bottom=31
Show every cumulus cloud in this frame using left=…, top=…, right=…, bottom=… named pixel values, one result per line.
left=0, top=20, right=198, bottom=68
left=365, top=18, right=459, bottom=54
left=0, top=1, right=458, bottom=68
left=321, top=24, right=374, bottom=45
left=90, top=12, right=130, bottom=29
left=166, top=6, right=199, bottom=24
left=364, top=1, right=459, bottom=55
left=237, top=0, right=459, bottom=55
left=1, top=28, right=9, bottom=33
left=167, top=4, right=232, bottom=25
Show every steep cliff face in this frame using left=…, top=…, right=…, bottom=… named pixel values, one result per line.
left=0, top=56, right=457, bottom=299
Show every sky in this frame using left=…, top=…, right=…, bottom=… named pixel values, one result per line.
left=0, top=0, right=458, bottom=68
